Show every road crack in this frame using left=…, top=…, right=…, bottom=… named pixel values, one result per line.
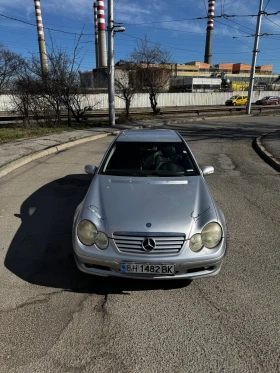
left=0, top=289, right=66, bottom=314
left=95, top=294, right=109, bottom=319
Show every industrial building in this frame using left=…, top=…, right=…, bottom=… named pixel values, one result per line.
left=169, top=61, right=277, bottom=92
left=80, top=60, right=278, bottom=92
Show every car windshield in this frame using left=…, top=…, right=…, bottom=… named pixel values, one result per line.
left=229, top=96, right=238, bottom=99
left=100, top=141, right=199, bottom=177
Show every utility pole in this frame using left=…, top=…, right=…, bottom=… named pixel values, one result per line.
left=107, top=0, right=125, bottom=126
left=34, top=0, right=48, bottom=75
left=108, top=0, right=115, bottom=126
left=246, top=0, right=264, bottom=114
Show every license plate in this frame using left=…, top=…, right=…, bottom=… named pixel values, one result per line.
left=120, top=263, right=175, bottom=275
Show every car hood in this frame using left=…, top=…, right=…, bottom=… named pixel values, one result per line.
left=81, top=175, right=218, bottom=238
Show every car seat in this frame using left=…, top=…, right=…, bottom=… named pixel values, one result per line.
left=142, top=147, right=161, bottom=170
left=155, top=146, right=183, bottom=171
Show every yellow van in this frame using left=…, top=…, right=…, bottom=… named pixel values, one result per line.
left=225, top=95, right=248, bottom=106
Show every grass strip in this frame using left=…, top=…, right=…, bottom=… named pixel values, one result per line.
left=0, top=120, right=110, bottom=144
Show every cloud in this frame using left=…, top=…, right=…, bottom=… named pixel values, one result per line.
left=0, top=0, right=33, bottom=17
left=115, top=0, right=167, bottom=24
left=1, top=0, right=279, bottom=34
left=0, top=0, right=97, bottom=20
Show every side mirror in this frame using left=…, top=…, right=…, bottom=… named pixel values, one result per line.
left=201, top=166, right=214, bottom=176
left=84, top=164, right=97, bottom=175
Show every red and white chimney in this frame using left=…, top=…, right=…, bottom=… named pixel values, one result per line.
left=206, top=0, right=215, bottom=31
left=204, top=0, right=215, bottom=65
left=97, top=0, right=107, bottom=68
left=34, top=0, right=48, bottom=74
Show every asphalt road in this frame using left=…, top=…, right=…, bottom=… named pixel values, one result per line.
left=0, top=116, right=279, bottom=373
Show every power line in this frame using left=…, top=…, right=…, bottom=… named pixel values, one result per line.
left=264, top=0, right=271, bottom=11
left=0, top=13, right=94, bottom=36
left=202, top=0, right=207, bottom=15
left=233, top=33, right=280, bottom=38
left=124, top=17, right=197, bottom=26
left=196, top=10, right=280, bottom=19
left=214, top=19, right=253, bottom=36
left=221, top=0, right=226, bottom=15
left=264, top=14, right=280, bottom=29
left=114, top=0, right=120, bottom=10
left=123, top=10, right=280, bottom=27
left=123, top=33, right=254, bottom=55
left=220, top=16, right=256, bottom=33
left=3, top=9, right=280, bottom=31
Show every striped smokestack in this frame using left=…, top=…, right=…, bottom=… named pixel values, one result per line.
left=34, top=0, right=48, bottom=75
left=94, top=3, right=99, bottom=68
left=204, top=0, right=215, bottom=65
left=97, top=0, right=107, bottom=68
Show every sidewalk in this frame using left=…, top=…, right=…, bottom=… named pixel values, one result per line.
left=0, top=120, right=280, bottom=178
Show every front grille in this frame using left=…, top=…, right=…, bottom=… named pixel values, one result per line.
left=113, top=233, right=185, bottom=255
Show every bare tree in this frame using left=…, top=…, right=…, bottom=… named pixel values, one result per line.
left=115, top=64, right=137, bottom=119
left=130, top=36, right=172, bottom=115
left=0, top=43, right=24, bottom=93
left=38, top=35, right=88, bottom=126
left=12, top=33, right=95, bottom=127
left=12, top=66, right=56, bottom=127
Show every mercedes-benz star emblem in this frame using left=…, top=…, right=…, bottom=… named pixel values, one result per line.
left=142, top=238, right=156, bottom=252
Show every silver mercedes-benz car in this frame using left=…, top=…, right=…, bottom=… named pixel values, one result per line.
left=72, top=129, right=227, bottom=280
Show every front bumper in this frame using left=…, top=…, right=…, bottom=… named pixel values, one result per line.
left=73, top=236, right=226, bottom=280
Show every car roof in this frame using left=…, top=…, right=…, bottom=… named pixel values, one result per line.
left=116, top=129, right=182, bottom=142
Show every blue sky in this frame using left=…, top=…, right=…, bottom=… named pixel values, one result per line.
left=1, top=0, right=280, bottom=73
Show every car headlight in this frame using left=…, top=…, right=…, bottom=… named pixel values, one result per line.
left=77, top=220, right=98, bottom=246
left=95, top=232, right=109, bottom=250
left=189, top=222, right=222, bottom=252
left=201, top=222, right=222, bottom=249
left=189, top=233, right=203, bottom=252
left=77, top=220, right=109, bottom=249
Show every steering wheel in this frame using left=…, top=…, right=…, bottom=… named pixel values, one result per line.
left=156, top=161, right=184, bottom=171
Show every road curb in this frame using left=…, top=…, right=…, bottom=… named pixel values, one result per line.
left=159, top=114, right=254, bottom=125
left=0, top=123, right=159, bottom=179
left=254, top=135, right=280, bottom=172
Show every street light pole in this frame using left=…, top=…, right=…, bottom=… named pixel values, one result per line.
left=246, top=0, right=264, bottom=114
left=108, top=0, right=115, bottom=126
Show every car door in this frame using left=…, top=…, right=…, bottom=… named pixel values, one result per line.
left=236, top=96, right=242, bottom=105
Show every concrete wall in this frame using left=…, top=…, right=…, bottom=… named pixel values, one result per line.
left=0, top=91, right=279, bottom=111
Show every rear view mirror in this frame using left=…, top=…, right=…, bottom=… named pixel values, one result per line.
left=201, top=166, right=214, bottom=176
left=84, top=164, right=97, bottom=175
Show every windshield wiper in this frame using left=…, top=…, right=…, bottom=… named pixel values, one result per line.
left=102, top=170, right=147, bottom=177
left=147, top=171, right=187, bottom=176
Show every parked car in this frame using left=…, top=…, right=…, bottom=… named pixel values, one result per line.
left=225, top=95, right=248, bottom=106
left=255, top=96, right=280, bottom=105
left=72, top=129, right=227, bottom=280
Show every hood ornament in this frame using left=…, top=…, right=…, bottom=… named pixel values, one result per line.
left=142, top=238, right=156, bottom=252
